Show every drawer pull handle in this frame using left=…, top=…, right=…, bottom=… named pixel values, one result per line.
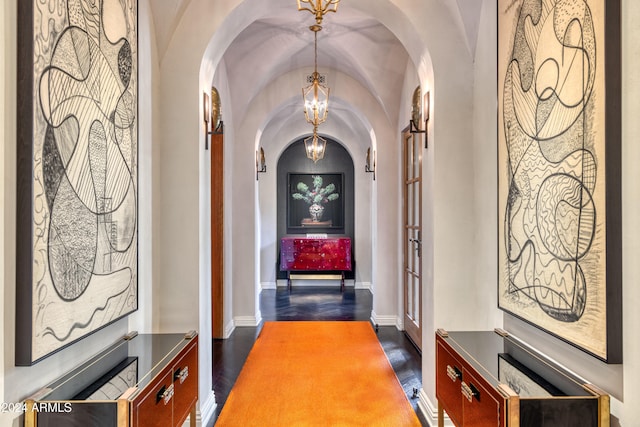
left=446, top=365, right=461, bottom=383
left=156, top=384, right=174, bottom=405
left=174, top=366, right=189, bottom=384
left=461, top=381, right=478, bottom=403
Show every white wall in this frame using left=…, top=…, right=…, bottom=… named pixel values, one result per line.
left=619, top=5, right=640, bottom=416
left=472, top=0, right=501, bottom=329
left=160, top=1, right=219, bottom=419
left=128, top=0, right=156, bottom=337
left=402, top=1, right=480, bottom=419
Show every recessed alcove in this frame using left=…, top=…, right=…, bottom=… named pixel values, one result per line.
left=276, top=137, right=355, bottom=281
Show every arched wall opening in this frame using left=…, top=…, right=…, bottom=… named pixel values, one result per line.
left=255, top=94, right=378, bottom=292
left=271, top=138, right=357, bottom=284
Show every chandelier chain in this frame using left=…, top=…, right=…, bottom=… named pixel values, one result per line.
left=298, top=0, right=338, bottom=162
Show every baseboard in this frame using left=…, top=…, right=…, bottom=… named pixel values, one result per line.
left=195, top=390, right=218, bottom=427
left=418, top=389, right=451, bottom=426
left=234, top=314, right=261, bottom=327
left=370, top=311, right=399, bottom=327
left=182, top=390, right=216, bottom=427
left=276, top=278, right=352, bottom=287
left=355, top=281, right=372, bottom=290
left=223, top=313, right=261, bottom=336
left=270, top=280, right=369, bottom=290
left=223, top=319, right=235, bottom=338
left=396, top=317, right=404, bottom=330
left=261, top=281, right=277, bottom=290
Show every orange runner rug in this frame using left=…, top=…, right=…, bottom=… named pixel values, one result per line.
left=215, top=321, right=421, bottom=426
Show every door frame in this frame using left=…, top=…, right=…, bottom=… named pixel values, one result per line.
left=402, top=128, right=423, bottom=350
left=211, top=132, right=224, bottom=338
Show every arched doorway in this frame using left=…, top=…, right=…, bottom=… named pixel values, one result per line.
left=275, top=137, right=356, bottom=286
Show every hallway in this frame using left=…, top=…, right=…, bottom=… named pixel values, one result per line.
left=211, top=287, right=426, bottom=425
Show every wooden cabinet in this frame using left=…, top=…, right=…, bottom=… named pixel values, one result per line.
left=435, top=329, right=610, bottom=427
left=26, top=332, right=198, bottom=427
left=280, top=237, right=352, bottom=290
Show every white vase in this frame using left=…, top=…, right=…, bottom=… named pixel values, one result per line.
left=309, top=203, right=324, bottom=222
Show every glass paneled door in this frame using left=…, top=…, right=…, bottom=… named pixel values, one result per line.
left=403, top=130, right=422, bottom=350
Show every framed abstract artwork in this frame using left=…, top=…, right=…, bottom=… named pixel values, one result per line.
left=80, top=358, right=139, bottom=401
left=16, top=0, right=138, bottom=365
left=497, top=0, right=621, bottom=362
left=498, top=354, right=560, bottom=398
left=287, top=173, right=344, bottom=231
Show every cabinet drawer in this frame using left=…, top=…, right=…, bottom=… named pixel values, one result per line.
left=173, top=340, right=199, bottom=425
left=461, top=367, right=503, bottom=427
left=436, top=341, right=464, bottom=426
left=132, top=370, right=174, bottom=427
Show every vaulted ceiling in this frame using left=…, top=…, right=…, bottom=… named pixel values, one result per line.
left=149, top=1, right=483, bottom=141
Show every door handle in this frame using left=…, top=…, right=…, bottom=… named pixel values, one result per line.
left=461, top=381, right=479, bottom=403
left=409, top=238, right=422, bottom=257
left=446, top=365, right=462, bottom=383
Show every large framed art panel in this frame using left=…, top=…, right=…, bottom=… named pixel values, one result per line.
left=16, top=0, right=138, bottom=365
left=497, top=0, right=621, bottom=362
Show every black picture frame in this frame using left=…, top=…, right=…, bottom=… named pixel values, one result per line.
left=287, top=173, right=344, bottom=230
left=16, top=0, right=139, bottom=365
left=76, top=357, right=139, bottom=400
left=498, top=353, right=562, bottom=398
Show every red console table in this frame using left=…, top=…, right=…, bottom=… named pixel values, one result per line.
left=280, top=237, right=352, bottom=290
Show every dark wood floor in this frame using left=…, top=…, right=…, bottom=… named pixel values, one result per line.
left=211, top=286, right=427, bottom=426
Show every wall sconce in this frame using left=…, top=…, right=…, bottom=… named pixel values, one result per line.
left=205, top=87, right=224, bottom=150
left=409, top=86, right=425, bottom=135
left=423, top=91, right=430, bottom=148
left=409, top=87, right=431, bottom=149
left=203, top=91, right=210, bottom=149
left=256, top=147, right=267, bottom=180
left=211, top=87, right=223, bottom=133
left=365, top=147, right=376, bottom=180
